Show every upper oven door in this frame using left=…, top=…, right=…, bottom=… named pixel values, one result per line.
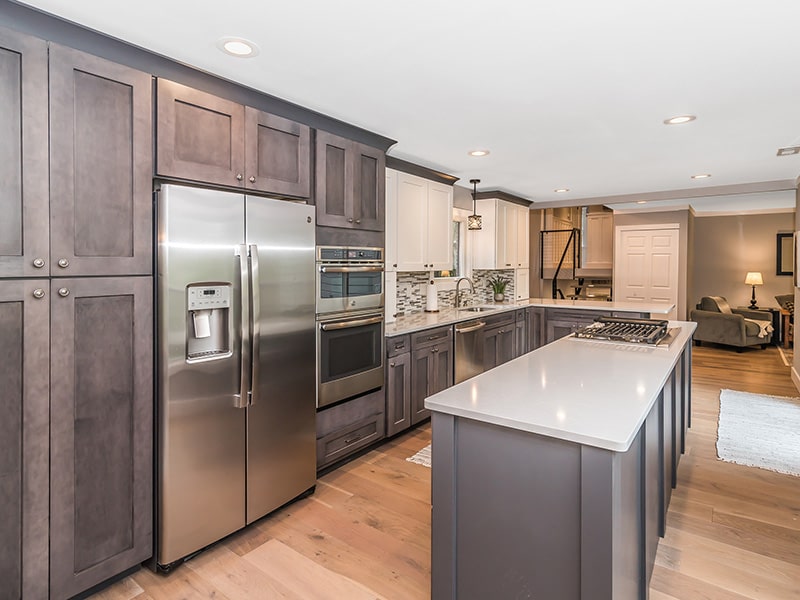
left=317, top=263, right=384, bottom=314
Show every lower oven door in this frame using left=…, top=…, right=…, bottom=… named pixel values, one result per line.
left=317, top=310, right=384, bottom=408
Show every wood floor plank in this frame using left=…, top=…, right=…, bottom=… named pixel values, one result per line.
left=90, top=343, right=800, bottom=600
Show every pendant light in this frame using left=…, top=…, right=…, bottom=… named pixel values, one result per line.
left=468, top=178, right=482, bottom=230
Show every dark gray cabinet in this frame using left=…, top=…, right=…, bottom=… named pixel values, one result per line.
left=50, top=44, right=153, bottom=277
left=49, top=277, right=153, bottom=600
left=156, top=79, right=311, bottom=198
left=483, top=312, right=516, bottom=371
left=513, top=309, right=527, bottom=357
left=0, top=280, right=50, bottom=600
left=411, top=326, right=453, bottom=425
left=0, top=27, right=49, bottom=279
left=315, top=129, right=385, bottom=231
left=316, top=389, right=385, bottom=470
left=386, top=335, right=411, bottom=436
left=527, top=307, right=545, bottom=351
left=545, top=308, right=610, bottom=344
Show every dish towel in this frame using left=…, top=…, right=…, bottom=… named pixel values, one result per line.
left=744, top=319, right=774, bottom=338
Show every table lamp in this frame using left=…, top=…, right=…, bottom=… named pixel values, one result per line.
left=744, top=272, right=763, bottom=309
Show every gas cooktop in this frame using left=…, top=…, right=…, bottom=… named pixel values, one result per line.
left=574, top=316, right=670, bottom=345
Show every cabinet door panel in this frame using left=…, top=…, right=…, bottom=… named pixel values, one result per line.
left=411, top=348, right=432, bottom=425
left=0, top=28, right=48, bottom=278
left=156, top=78, right=245, bottom=188
left=245, top=107, right=310, bottom=198
left=50, top=45, right=152, bottom=276
left=353, top=143, right=385, bottom=231
left=50, top=277, right=153, bottom=599
left=396, top=173, right=427, bottom=270
left=0, top=281, right=49, bottom=600
left=426, top=182, right=454, bottom=270
left=315, top=130, right=352, bottom=227
left=386, top=351, right=411, bottom=436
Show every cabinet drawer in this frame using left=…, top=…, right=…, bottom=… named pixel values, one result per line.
left=317, top=414, right=385, bottom=469
left=412, top=325, right=452, bottom=349
left=387, top=334, right=410, bottom=357
left=483, top=311, right=515, bottom=328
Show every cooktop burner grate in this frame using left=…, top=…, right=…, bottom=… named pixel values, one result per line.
left=574, top=316, right=669, bottom=344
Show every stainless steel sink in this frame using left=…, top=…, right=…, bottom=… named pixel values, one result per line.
left=458, top=306, right=498, bottom=312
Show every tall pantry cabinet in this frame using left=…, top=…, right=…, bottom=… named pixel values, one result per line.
left=0, top=26, right=153, bottom=600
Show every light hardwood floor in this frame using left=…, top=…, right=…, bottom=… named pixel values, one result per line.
left=92, top=344, right=800, bottom=600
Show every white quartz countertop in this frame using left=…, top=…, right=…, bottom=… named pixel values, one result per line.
left=386, top=298, right=675, bottom=337
left=424, top=321, right=696, bottom=452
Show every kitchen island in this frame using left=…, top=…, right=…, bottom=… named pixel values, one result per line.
left=426, top=321, right=695, bottom=600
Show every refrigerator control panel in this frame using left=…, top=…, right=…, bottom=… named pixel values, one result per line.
left=188, top=285, right=231, bottom=310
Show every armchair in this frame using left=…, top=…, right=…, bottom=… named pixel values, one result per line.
left=690, top=296, right=772, bottom=351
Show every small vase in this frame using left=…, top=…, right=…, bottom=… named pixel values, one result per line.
left=494, top=292, right=505, bottom=302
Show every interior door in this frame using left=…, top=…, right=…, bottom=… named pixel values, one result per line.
left=614, top=225, right=679, bottom=320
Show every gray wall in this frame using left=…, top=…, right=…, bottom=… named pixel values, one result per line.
left=692, top=212, right=794, bottom=308
left=613, top=209, right=691, bottom=319
left=453, top=184, right=473, bottom=211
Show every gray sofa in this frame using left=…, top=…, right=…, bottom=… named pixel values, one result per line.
left=690, top=296, right=772, bottom=351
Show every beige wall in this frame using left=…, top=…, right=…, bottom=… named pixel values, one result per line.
left=612, top=209, right=691, bottom=319
left=692, top=212, right=794, bottom=308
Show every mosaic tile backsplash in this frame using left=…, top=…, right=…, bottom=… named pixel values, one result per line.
left=394, top=269, right=516, bottom=315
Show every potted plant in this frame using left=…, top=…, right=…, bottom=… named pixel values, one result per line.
left=487, top=275, right=509, bottom=302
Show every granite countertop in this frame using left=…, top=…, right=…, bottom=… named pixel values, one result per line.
left=424, top=321, right=696, bottom=451
left=385, top=298, right=675, bottom=337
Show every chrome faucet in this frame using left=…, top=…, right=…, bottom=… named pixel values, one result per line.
left=455, top=277, right=475, bottom=307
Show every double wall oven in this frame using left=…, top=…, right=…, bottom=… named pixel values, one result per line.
left=316, top=246, right=385, bottom=408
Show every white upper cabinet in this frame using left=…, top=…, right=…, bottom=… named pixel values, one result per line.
left=473, top=199, right=530, bottom=270
left=387, top=169, right=453, bottom=272
left=584, top=212, right=613, bottom=269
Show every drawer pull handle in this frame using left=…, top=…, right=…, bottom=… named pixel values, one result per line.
left=390, top=362, right=396, bottom=367
left=344, top=435, right=363, bottom=445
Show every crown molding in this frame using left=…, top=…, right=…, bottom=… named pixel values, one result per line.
left=386, top=156, right=459, bottom=185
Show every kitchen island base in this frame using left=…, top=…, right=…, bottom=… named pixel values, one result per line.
left=431, top=343, right=690, bottom=600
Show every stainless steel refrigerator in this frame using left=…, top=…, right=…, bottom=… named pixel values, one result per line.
left=155, top=184, right=316, bottom=568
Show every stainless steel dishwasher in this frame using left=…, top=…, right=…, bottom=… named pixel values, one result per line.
left=455, top=319, right=486, bottom=383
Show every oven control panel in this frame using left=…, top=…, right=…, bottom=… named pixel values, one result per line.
left=317, top=246, right=383, bottom=262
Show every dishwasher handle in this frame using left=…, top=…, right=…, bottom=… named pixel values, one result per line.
left=455, top=321, right=486, bottom=334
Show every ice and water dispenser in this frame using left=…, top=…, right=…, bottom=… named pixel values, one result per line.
left=186, top=284, right=231, bottom=360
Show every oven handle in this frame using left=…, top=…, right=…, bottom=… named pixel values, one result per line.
left=320, top=315, right=384, bottom=331
left=319, top=265, right=383, bottom=273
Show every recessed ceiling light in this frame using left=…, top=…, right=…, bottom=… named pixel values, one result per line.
left=217, top=37, right=260, bottom=58
left=663, top=115, right=696, bottom=125
left=468, top=149, right=490, bottom=157
left=554, top=188, right=569, bottom=193
left=776, top=146, right=800, bottom=156
left=636, top=200, right=647, bottom=204
left=691, top=173, right=711, bottom=179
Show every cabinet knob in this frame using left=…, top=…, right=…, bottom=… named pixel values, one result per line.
left=390, top=362, right=396, bottom=367
left=355, top=219, right=361, bottom=225
left=506, top=263, right=511, bottom=267
left=33, top=258, right=45, bottom=268
left=347, top=218, right=354, bottom=223
left=32, top=288, right=45, bottom=299
left=249, top=176, right=256, bottom=183
left=57, top=258, right=69, bottom=268
left=393, top=263, right=397, bottom=268
left=58, top=287, right=70, bottom=297
left=236, top=173, right=243, bottom=181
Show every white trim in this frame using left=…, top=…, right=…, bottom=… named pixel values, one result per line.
left=615, top=222, right=680, bottom=232
left=435, top=208, right=474, bottom=290
left=791, top=365, right=800, bottom=394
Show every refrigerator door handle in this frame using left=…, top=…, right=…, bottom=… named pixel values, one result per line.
left=236, top=244, right=251, bottom=409
left=249, top=244, right=261, bottom=407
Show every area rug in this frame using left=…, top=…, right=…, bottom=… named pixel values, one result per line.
left=717, top=389, right=800, bottom=477
left=406, top=444, right=431, bottom=468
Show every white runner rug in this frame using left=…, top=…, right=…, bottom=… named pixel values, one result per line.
left=717, top=389, right=800, bottom=477
left=406, top=444, right=431, bottom=468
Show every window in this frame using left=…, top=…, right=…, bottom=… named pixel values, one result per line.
left=435, top=208, right=473, bottom=287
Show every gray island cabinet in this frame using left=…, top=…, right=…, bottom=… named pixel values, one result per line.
left=427, top=322, right=694, bottom=600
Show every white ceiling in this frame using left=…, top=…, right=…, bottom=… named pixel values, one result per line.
left=17, top=0, right=800, bottom=212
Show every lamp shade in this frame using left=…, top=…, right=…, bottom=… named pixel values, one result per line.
left=744, top=272, right=763, bottom=286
